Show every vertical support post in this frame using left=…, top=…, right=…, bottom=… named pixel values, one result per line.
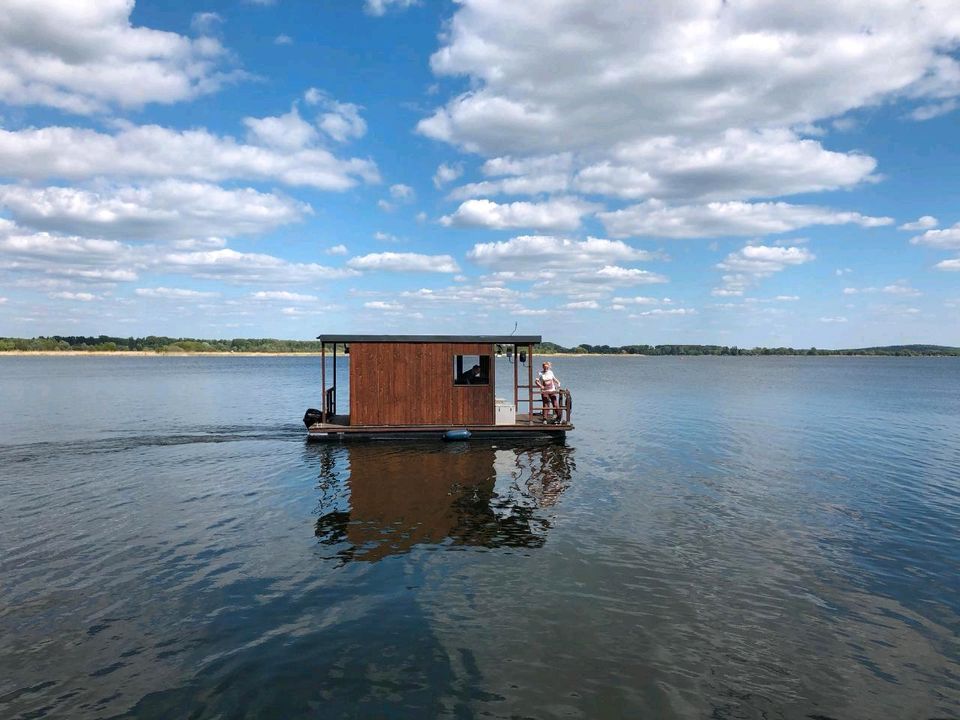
left=332, top=342, right=337, bottom=416
left=321, top=342, right=326, bottom=418
left=527, top=342, right=534, bottom=425
left=489, top=343, right=495, bottom=387
left=487, top=343, right=495, bottom=424
left=513, top=344, right=518, bottom=412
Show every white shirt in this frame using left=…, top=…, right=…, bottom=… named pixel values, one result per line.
left=537, top=369, right=557, bottom=391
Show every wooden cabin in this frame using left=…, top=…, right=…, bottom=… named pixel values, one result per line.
left=303, top=335, right=573, bottom=440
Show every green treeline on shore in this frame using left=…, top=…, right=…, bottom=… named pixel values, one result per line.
left=1, top=336, right=959, bottom=356
left=538, top=342, right=960, bottom=356
left=0, top=336, right=328, bottom=353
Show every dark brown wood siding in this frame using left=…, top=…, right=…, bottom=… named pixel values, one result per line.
left=349, top=342, right=495, bottom=425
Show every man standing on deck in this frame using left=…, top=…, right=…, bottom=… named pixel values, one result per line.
left=536, top=361, right=561, bottom=423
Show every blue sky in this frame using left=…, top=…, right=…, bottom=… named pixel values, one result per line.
left=0, top=0, right=958, bottom=347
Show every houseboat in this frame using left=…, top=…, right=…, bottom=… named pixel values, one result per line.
left=303, top=335, right=573, bottom=440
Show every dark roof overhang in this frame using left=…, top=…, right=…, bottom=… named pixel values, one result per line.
left=316, top=334, right=542, bottom=344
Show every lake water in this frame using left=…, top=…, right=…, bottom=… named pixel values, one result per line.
left=1, top=355, right=958, bottom=719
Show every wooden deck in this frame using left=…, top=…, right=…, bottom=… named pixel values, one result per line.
left=307, top=414, right=571, bottom=441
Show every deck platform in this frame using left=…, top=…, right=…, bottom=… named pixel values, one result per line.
left=307, top=414, right=571, bottom=441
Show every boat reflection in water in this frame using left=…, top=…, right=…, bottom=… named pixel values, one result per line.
left=309, top=442, right=575, bottom=563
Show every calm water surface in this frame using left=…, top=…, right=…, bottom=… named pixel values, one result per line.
left=1, top=356, right=958, bottom=719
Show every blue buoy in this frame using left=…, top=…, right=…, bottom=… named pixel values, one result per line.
left=443, top=429, right=472, bottom=441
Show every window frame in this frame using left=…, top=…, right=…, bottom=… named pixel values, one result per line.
left=452, top=354, right=491, bottom=386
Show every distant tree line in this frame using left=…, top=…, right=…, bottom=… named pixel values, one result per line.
left=538, top=342, right=960, bottom=356
left=1, top=337, right=957, bottom=356
left=0, top=335, right=330, bottom=353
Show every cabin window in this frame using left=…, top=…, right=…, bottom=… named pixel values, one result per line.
left=453, top=355, right=490, bottom=385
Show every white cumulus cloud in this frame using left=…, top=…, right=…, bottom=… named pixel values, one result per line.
left=713, top=244, right=814, bottom=296
left=50, top=291, right=98, bottom=302
left=389, top=184, right=415, bottom=202
left=243, top=106, right=319, bottom=151
left=136, top=287, right=218, bottom=299
left=0, top=223, right=141, bottom=284
left=364, top=0, right=419, bottom=16
left=467, top=234, right=666, bottom=298
left=718, top=245, right=815, bottom=275
left=305, top=89, right=368, bottom=143
left=417, top=0, right=958, bottom=238
left=190, top=12, right=223, bottom=35
left=562, top=300, right=599, bottom=309
left=159, top=248, right=359, bottom=284
left=0, top=181, right=310, bottom=241
left=0, top=0, right=239, bottom=114
left=632, top=308, right=696, bottom=317
left=347, top=252, right=460, bottom=273
left=448, top=174, right=570, bottom=202
left=364, top=300, right=403, bottom=310
left=467, top=235, right=653, bottom=270
left=0, top=123, right=379, bottom=191
left=419, top=0, right=960, bottom=155
left=401, top=285, right=521, bottom=307
left=910, top=223, right=960, bottom=250
left=573, top=130, right=878, bottom=202
left=586, top=266, right=667, bottom=285
left=599, top=200, right=892, bottom=239
left=441, top=197, right=598, bottom=231
left=611, top=296, right=671, bottom=306
left=433, top=163, right=464, bottom=188
left=251, top=290, right=318, bottom=302
left=899, top=215, right=938, bottom=231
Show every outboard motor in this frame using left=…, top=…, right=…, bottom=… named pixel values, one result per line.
left=303, top=408, right=324, bottom=428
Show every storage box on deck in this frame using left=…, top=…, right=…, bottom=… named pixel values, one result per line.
left=494, top=398, right=516, bottom=425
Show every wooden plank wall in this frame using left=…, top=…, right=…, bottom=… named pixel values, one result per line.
left=350, top=342, right=495, bottom=425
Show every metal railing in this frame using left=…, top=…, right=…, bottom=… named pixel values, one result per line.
left=514, top=387, right=572, bottom=425
left=325, top=386, right=336, bottom=420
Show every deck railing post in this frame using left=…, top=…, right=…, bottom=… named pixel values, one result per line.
left=513, top=344, right=519, bottom=413
left=321, top=342, right=327, bottom=419
left=527, top=343, right=534, bottom=425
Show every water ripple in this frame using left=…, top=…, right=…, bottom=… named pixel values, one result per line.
left=1, top=356, right=958, bottom=719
